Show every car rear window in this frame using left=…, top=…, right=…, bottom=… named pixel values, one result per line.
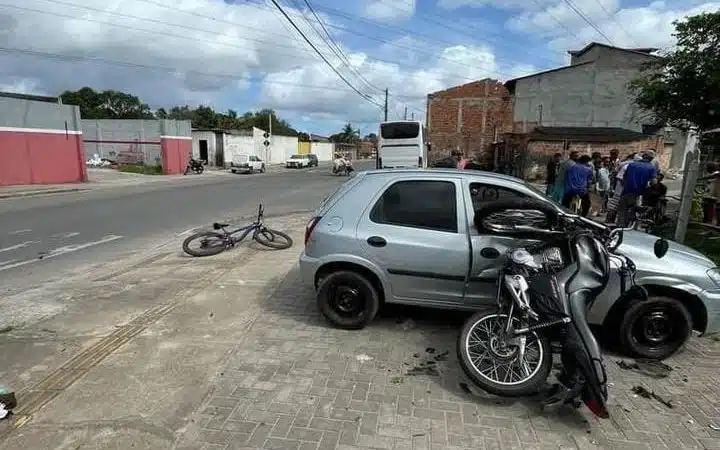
left=380, top=122, right=420, bottom=139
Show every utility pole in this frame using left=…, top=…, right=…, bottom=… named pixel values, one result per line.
left=411, top=112, right=415, bottom=120
left=384, top=88, right=388, bottom=122
left=404, top=106, right=407, bottom=120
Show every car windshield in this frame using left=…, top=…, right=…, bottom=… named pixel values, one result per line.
left=290, top=155, right=304, bottom=159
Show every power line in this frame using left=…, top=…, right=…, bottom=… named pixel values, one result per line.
left=591, top=0, right=639, bottom=46
left=562, top=0, right=615, bottom=44
left=253, top=0, right=380, bottom=109
left=300, top=0, right=383, bottom=93
left=0, top=45, right=390, bottom=96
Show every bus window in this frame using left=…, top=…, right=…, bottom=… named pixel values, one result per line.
left=380, top=122, right=420, bottom=140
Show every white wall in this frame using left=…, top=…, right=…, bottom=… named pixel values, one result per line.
left=311, top=142, right=334, bottom=161
left=253, top=127, right=299, bottom=164
left=224, top=134, right=255, bottom=164
left=192, top=131, right=217, bottom=164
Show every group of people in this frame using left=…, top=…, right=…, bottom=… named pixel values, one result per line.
left=545, top=148, right=666, bottom=226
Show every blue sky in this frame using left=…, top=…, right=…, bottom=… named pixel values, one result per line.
left=0, top=0, right=718, bottom=135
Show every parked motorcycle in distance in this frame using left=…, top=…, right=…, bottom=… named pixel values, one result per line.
left=457, top=199, right=669, bottom=419
left=184, top=158, right=205, bottom=175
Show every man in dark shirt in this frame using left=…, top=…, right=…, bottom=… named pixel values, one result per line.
left=546, top=153, right=562, bottom=195
left=563, top=155, right=594, bottom=216
left=643, top=172, right=667, bottom=208
left=616, top=153, right=657, bottom=227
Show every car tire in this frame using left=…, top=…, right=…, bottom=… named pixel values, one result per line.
left=231, top=169, right=237, bottom=174
left=618, top=296, right=692, bottom=360
left=260, top=164, right=265, bottom=173
left=316, top=270, right=380, bottom=330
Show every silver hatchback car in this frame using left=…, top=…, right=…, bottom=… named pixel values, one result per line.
left=300, top=169, right=720, bottom=360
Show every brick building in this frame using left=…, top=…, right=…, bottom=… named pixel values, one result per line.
left=425, top=42, right=687, bottom=176
left=425, top=79, right=512, bottom=162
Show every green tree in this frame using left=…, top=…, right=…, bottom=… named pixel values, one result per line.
left=629, top=11, right=720, bottom=133
left=60, top=87, right=153, bottom=119
left=330, top=123, right=359, bottom=143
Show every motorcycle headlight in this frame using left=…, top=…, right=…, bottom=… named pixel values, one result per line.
left=707, top=267, right=720, bottom=287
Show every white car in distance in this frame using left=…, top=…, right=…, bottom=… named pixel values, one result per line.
left=230, top=154, right=265, bottom=174
left=285, top=154, right=311, bottom=168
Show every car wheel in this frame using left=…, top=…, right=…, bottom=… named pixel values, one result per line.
left=260, top=164, right=265, bottom=173
left=619, top=296, right=692, bottom=360
left=316, top=271, right=380, bottom=330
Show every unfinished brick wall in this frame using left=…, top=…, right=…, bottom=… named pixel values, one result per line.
left=426, top=79, right=512, bottom=162
left=525, top=137, right=668, bottom=181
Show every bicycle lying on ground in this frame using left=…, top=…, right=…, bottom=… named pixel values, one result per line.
left=182, top=204, right=293, bottom=256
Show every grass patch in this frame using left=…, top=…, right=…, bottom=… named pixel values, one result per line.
left=118, top=164, right=164, bottom=175
left=0, top=326, right=14, bottom=334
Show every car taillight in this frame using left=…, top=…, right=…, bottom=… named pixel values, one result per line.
left=305, top=216, right=322, bottom=246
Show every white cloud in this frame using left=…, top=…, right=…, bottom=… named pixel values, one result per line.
left=0, top=0, right=333, bottom=107
left=506, top=0, right=720, bottom=52
left=363, top=0, right=416, bottom=21
left=437, top=0, right=555, bottom=10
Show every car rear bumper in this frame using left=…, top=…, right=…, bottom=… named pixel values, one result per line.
left=698, top=289, right=720, bottom=335
left=299, top=251, right=321, bottom=289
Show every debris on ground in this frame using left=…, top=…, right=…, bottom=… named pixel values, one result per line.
left=0, top=388, right=17, bottom=420
left=396, top=318, right=415, bottom=330
left=709, top=424, right=720, bottom=431
left=617, top=359, right=673, bottom=378
left=406, top=348, right=448, bottom=376
left=632, top=385, right=674, bottom=408
left=355, top=354, right=373, bottom=362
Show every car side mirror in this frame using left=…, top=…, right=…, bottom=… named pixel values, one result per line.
left=654, top=238, right=669, bottom=259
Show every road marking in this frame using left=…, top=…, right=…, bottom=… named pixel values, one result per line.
left=0, top=241, right=39, bottom=253
left=0, top=259, right=18, bottom=268
left=50, top=232, right=80, bottom=239
left=176, top=228, right=196, bottom=237
left=0, top=235, right=123, bottom=272
left=9, top=229, right=32, bottom=235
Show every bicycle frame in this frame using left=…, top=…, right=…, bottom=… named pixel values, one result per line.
left=213, top=204, right=266, bottom=245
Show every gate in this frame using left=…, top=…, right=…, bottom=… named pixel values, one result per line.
left=492, top=134, right=530, bottom=179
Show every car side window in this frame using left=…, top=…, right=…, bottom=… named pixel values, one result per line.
left=370, top=180, right=458, bottom=233
left=469, top=183, right=528, bottom=210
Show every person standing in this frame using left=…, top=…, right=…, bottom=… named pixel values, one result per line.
left=597, top=159, right=611, bottom=214
left=552, top=151, right=578, bottom=203
left=545, top=153, right=562, bottom=196
left=615, top=153, right=658, bottom=227
left=563, top=155, right=594, bottom=216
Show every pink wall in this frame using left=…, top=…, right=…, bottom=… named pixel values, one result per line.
left=0, top=129, right=86, bottom=186
left=161, top=137, right=192, bottom=175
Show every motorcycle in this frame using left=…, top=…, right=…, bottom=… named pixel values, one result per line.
left=184, top=158, right=205, bottom=175
left=457, top=198, right=669, bottom=418
left=332, top=160, right=353, bottom=176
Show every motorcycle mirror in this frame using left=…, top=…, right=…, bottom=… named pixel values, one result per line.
left=653, top=238, right=670, bottom=259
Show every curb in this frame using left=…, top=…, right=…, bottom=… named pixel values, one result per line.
left=0, top=188, right=90, bottom=199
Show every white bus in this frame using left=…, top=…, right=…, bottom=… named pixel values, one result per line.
left=376, top=120, right=429, bottom=169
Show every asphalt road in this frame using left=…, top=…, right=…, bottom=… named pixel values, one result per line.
left=0, top=161, right=374, bottom=294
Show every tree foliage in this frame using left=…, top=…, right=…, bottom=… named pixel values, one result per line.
left=629, top=11, right=720, bottom=132
left=60, top=87, right=299, bottom=135
left=329, top=122, right=360, bottom=143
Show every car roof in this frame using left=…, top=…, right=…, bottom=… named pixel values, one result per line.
left=361, top=168, right=526, bottom=184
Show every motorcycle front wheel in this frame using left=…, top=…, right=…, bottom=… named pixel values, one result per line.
left=457, top=312, right=552, bottom=397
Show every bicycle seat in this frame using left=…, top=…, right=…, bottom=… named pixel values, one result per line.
left=212, top=222, right=229, bottom=230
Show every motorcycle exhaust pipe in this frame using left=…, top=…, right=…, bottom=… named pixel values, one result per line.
left=513, top=317, right=570, bottom=335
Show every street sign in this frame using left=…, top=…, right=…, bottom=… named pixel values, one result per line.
left=263, top=140, right=270, bottom=147
left=263, top=132, right=270, bottom=139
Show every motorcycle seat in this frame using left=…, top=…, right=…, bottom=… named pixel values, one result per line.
left=212, top=222, right=229, bottom=230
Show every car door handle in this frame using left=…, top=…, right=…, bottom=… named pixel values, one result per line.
left=367, top=236, right=387, bottom=247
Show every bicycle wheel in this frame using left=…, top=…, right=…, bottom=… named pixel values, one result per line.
left=252, top=227, right=293, bottom=249
left=182, top=231, right=228, bottom=257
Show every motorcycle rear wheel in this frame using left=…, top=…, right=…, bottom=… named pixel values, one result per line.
left=457, top=312, right=552, bottom=397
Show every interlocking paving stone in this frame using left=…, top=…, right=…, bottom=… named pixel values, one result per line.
left=179, top=262, right=720, bottom=449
